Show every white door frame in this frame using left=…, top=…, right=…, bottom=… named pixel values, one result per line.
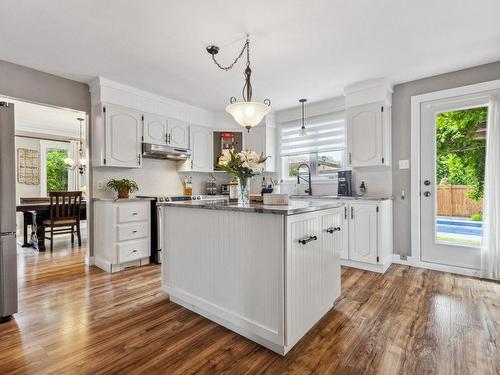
left=410, top=79, right=500, bottom=276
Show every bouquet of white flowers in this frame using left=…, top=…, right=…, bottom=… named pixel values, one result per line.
left=217, top=149, right=268, bottom=179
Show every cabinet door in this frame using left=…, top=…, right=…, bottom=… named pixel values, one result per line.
left=190, top=125, right=212, bottom=172
left=347, top=103, right=384, bottom=167
left=143, top=113, right=168, bottom=145
left=348, top=203, right=378, bottom=264
left=104, top=104, right=142, bottom=168
left=168, top=118, right=189, bottom=148
left=322, top=206, right=348, bottom=260
left=319, top=208, right=342, bottom=302
left=245, top=125, right=265, bottom=154
left=286, top=213, right=322, bottom=347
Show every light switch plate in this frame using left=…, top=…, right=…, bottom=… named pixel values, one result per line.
left=399, top=160, right=410, bottom=169
left=97, top=180, right=104, bottom=190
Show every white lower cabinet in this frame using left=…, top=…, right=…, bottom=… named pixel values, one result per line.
left=163, top=206, right=341, bottom=355
left=94, top=200, right=151, bottom=273
left=285, top=209, right=341, bottom=350
left=339, top=200, right=393, bottom=273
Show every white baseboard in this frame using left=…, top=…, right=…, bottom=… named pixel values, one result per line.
left=166, top=287, right=287, bottom=355
left=392, top=254, right=480, bottom=278
left=340, top=258, right=392, bottom=274
left=85, top=255, right=95, bottom=266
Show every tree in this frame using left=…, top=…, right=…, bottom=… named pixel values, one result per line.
left=435, top=107, right=487, bottom=201
left=46, top=149, right=68, bottom=192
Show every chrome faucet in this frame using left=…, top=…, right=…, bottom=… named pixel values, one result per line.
left=297, top=163, right=312, bottom=195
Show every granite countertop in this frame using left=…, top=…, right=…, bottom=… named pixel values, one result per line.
left=159, top=199, right=344, bottom=215
left=92, top=197, right=155, bottom=202
left=289, top=195, right=393, bottom=201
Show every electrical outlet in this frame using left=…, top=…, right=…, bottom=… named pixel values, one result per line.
left=97, top=180, right=104, bottom=190
left=398, top=160, right=410, bottom=169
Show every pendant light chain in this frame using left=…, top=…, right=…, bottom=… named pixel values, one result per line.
left=211, top=37, right=250, bottom=71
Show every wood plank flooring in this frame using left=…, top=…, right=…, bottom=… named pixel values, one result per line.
left=1, top=238, right=499, bottom=374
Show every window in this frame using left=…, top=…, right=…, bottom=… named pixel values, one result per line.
left=280, top=112, right=345, bottom=179
left=40, top=140, right=76, bottom=196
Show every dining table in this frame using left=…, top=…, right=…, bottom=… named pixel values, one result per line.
left=16, top=200, right=87, bottom=251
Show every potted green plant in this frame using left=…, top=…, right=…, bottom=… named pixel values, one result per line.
left=106, top=178, right=139, bottom=199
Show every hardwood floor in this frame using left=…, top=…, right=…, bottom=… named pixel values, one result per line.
left=1, top=240, right=499, bottom=374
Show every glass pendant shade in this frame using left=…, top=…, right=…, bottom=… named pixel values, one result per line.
left=226, top=101, right=271, bottom=130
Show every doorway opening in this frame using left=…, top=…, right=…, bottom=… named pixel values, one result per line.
left=1, top=96, right=90, bottom=267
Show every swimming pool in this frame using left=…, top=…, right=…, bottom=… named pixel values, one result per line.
left=437, top=217, right=483, bottom=236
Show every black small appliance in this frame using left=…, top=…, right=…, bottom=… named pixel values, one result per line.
left=337, top=170, right=353, bottom=196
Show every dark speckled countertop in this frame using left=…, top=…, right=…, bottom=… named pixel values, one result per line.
left=158, top=199, right=344, bottom=215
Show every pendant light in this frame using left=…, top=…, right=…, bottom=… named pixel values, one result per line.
left=207, top=36, right=271, bottom=132
left=64, top=117, right=87, bottom=174
left=299, top=98, right=307, bottom=136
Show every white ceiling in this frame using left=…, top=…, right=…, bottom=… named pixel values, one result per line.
left=1, top=0, right=500, bottom=111
left=1, top=97, right=86, bottom=139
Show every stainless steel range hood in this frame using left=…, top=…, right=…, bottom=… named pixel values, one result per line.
left=142, top=143, right=192, bottom=160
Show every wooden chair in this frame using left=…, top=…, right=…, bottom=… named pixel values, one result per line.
left=43, top=191, right=82, bottom=251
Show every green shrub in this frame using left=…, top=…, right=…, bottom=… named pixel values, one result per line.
left=470, top=212, right=483, bottom=221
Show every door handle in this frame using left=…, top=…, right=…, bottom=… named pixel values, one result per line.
left=423, top=191, right=431, bottom=197
left=344, top=206, right=347, bottom=220
left=351, top=206, right=354, bottom=219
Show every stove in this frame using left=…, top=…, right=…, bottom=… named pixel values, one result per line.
left=137, top=195, right=227, bottom=263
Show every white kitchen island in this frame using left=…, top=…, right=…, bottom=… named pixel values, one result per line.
left=159, top=199, right=344, bottom=355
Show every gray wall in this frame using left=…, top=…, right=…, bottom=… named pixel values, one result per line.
left=0, top=60, right=90, bottom=112
left=392, top=61, right=500, bottom=257
left=0, top=59, right=93, bottom=255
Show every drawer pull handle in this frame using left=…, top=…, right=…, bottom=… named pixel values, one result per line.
left=132, top=249, right=138, bottom=253
left=132, top=230, right=138, bottom=233
left=326, top=227, right=341, bottom=234
left=132, top=212, right=138, bottom=216
left=298, top=236, right=317, bottom=245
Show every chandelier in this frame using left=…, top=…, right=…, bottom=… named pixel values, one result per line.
left=64, top=117, right=87, bottom=174
left=206, top=36, right=271, bottom=132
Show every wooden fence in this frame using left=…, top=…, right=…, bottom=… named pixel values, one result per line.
left=436, top=185, right=483, bottom=217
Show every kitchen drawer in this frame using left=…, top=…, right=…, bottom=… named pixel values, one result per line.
left=117, top=203, right=148, bottom=223
left=117, top=239, right=149, bottom=263
left=117, top=222, right=148, bottom=242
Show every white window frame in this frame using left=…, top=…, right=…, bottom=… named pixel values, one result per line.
left=40, top=140, right=75, bottom=196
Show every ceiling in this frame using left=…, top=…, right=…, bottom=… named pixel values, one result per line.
left=1, top=0, right=500, bottom=111
left=1, top=97, right=86, bottom=139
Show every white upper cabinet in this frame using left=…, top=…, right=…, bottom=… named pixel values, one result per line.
left=98, top=103, right=142, bottom=168
left=348, top=202, right=378, bottom=264
left=143, top=113, right=168, bottom=145
left=143, top=114, right=189, bottom=148
left=178, top=125, right=212, bottom=172
left=168, top=118, right=189, bottom=149
left=244, top=124, right=277, bottom=172
left=347, top=102, right=391, bottom=167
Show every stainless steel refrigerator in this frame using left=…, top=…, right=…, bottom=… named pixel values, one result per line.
left=0, top=101, right=17, bottom=322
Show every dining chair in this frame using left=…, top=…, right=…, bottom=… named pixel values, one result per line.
left=43, top=191, right=82, bottom=251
